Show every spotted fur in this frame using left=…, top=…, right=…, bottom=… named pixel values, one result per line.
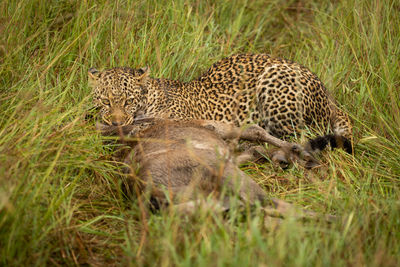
left=88, top=54, right=352, bottom=144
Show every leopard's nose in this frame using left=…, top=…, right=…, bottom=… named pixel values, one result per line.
left=112, top=121, right=123, bottom=126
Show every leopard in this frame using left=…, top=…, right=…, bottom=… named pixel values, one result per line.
left=88, top=54, right=353, bottom=153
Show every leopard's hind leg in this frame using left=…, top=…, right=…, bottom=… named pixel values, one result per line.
left=255, top=67, right=305, bottom=138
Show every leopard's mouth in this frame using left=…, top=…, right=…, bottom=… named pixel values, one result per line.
left=102, top=115, right=134, bottom=127
left=95, top=121, right=136, bottom=136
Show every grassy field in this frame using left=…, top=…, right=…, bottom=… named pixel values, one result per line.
left=1, top=0, right=399, bottom=265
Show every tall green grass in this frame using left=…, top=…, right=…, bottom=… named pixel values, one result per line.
left=1, top=0, right=399, bottom=265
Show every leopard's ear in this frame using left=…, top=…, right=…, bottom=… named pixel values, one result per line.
left=84, top=105, right=101, bottom=122
left=137, top=66, right=150, bottom=82
left=88, top=68, right=101, bottom=87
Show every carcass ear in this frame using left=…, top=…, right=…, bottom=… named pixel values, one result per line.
left=88, top=68, right=101, bottom=87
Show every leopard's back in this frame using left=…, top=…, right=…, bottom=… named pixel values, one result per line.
left=187, top=54, right=351, bottom=139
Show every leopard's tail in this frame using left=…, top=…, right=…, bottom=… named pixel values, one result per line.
left=305, top=102, right=353, bottom=154
left=304, top=134, right=352, bottom=154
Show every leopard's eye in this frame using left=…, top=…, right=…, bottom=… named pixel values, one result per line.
left=101, top=98, right=110, bottom=106
left=125, top=98, right=134, bottom=105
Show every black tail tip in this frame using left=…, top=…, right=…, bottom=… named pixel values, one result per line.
left=307, top=134, right=353, bottom=154
left=342, top=137, right=353, bottom=154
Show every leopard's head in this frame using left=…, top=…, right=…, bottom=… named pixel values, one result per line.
left=88, top=66, right=150, bottom=126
